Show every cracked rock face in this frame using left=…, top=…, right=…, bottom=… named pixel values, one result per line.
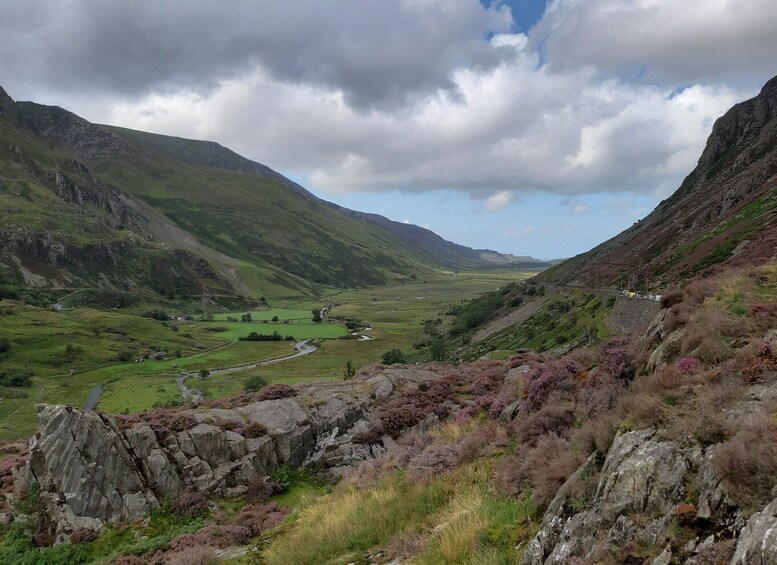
left=24, top=405, right=159, bottom=537
left=730, top=498, right=777, bottom=565
left=521, top=429, right=705, bottom=565
left=14, top=367, right=436, bottom=537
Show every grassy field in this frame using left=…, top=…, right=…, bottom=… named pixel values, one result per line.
left=0, top=269, right=538, bottom=441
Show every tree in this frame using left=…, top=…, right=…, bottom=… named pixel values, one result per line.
left=272, top=315, right=279, bottom=323
left=430, top=337, right=447, bottom=361
left=199, top=369, right=210, bottom=379
left=200, top=313, right=214, bottom=322
left=241, top=312, right=253, bottom=322
left=312, top=309, right=322, bottom=323
left=244, top=375, right=268, bottom=393
left=0, top=337, right=9, bottom=353
left=343, top=360, right=356, bottom=380
left=381, top=348, right=406, bottom=365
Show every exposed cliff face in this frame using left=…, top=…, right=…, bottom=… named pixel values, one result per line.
left=521, top=429, right=746, bottom=565
left=11, top=368, right=430, bottom=541
left=542, top=76, right=777, bottom=288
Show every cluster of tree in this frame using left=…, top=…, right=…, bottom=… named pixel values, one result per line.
left=312, top=309, right=322, bottom=323
left=244, top=375, right=268, bottom=392
left=239, top=331, right=295, bottom=342
left=141, top=310, right=172, bottom=321
left=0, top=369, right=33, bottom=388
left=241, top=312, right=253, bottom=322
left=381, top=348, right=406, bottom=365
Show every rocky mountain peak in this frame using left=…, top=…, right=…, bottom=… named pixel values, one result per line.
left=0, top=84, right=13, bottom=111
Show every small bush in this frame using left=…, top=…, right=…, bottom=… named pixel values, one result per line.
left=407, top=442, right=460, bottom=481
left=0, top=369, right=33, bottom=388
left=496, top=433, right=577, bottom=507
left=256, top=383, right=297, bottom=401
left=715, top=417, right=777, bottom=511
left=353, top=426, right=384, bottom=445
left=243, top=421, right=267, bottom=438
left=169, top=489, right=209, bottom=519
left=247, top=478, right=283, bottom=502
left=381, top=348, right=407, bottom=365
left=70, top=528, right=98, bottom=544
left=166, top=546, right=216, bottom=565
left=676, top=356, right=701, bottom=375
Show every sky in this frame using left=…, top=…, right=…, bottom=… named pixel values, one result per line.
left=1, top=1, right=776, bottom=260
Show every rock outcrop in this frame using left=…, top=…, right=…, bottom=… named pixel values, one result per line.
left=12, top=367, right=433, bottom=540
left=521, top=428, right=753, bottom=565
left=730, top=498, right=777, bottom=564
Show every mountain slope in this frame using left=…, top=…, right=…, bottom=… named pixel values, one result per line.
left=0, top=85, right=536, bottom=302
left=107, top=124, right=547, bottom=270
left=540, top=75, right=777, bottom=289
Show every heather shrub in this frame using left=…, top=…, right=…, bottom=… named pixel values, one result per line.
left=70, top=528, right=98, bottom=544
left=572, top=416, right=618, bottom=456
left=737, top=340, right=777, bottom=384
left=496, top=433, right=578, bottom=507
left=169, top=489, right=208, bottom=519
left=599, top=338, right=634, bottom=381
left=714, top=417, right=777, bottom=511
left=663, top=302, right=691, bottom=333
left=256, top=383, right=297, bottom=401
left=214, top=417, right=241, bottom=432
left=617, top=390, right=665, bottom=428
left=247, top=478, right=283, bottom=503
left=691, top=540, right=736, bottom=565
left=352, top=425, right=384, bottom=445
left=166, top=546, right=216, bottom=565
left=232, top=501, right=289, bottom=535
left=122, top=409, right=198, bottom=439
left=0, top=451, right=27, bottom=494
left=523, top=360, right=582, bottom=412
left=170, top=524, right=252, bottom=550
left=676, top=356, right=701, bottom=375
left=749, top=303, right=777, bottom=333
left=577, top=373, right=623, bottom=419
left=407, top=442, right=460, bottom=482
left=380, top=403, right=424, bottom=439
left=514, top=402, right=574, bottom=445
left=243, top=421, right=267, bottom=438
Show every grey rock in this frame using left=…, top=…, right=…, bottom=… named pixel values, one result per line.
left=730, top=498, right=777, bottom=565
left=14, top=365, right=444, bottom=534
left=522, top=429, right=702, bottom=565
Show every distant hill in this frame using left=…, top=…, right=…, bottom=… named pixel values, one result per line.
left=0, top=85, right=542, bottom=303
left=540, top=75, right=777, bottom=289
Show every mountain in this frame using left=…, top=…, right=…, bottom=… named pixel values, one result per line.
left=540, top=75, right=777, bottom=289
left=0, top=85, right=540, bottom=303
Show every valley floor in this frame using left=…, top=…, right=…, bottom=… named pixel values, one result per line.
left=0, top=269, right=537, bottom=441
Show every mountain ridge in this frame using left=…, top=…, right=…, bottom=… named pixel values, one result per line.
left=539, top=75, right=777, bottom=289
left=0, top=87, right=544, bottom=303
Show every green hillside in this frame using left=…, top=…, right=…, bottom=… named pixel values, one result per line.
left=0, top=87, right=530, bottom=305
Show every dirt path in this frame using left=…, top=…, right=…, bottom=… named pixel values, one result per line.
left=175, top=339, right=318, bottom=400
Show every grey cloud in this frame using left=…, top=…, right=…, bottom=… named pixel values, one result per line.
left=0, top=0, right=513, bottom=110
left=530, top=0, right=777, bottom=87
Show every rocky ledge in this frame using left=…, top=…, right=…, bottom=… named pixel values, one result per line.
left=9, top=366, right=435, bottom=541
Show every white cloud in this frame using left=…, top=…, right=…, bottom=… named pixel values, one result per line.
left=2, top=0, right=771, bottom=206
left=483, top=191, right=514, bottom=211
